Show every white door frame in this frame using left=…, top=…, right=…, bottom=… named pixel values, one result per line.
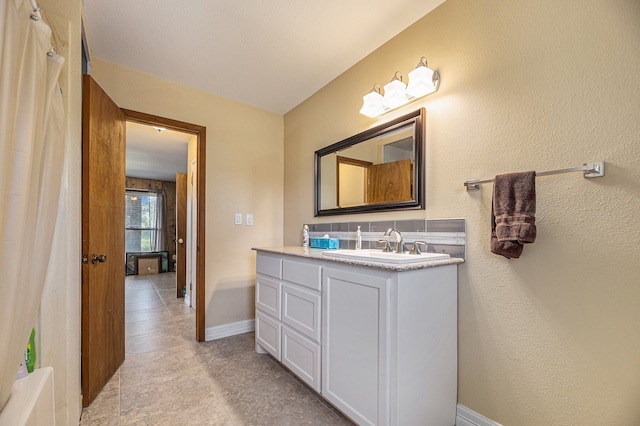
left=185, top=158, right=198, bottom=308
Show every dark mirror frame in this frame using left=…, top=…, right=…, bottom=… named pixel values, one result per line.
left=314, top=108, right=425, bottom=216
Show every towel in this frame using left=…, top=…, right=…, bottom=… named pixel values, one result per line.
left=491, top=171, right=537, bottom=259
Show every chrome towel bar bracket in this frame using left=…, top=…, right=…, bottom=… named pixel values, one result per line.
left=464, top=161, right=605, bottom=191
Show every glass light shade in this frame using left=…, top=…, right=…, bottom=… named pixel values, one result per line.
left=359, top=90, right=385, bottom=118
left=383, top=78, right=408, bottom=109
left=406, top=66, right=438, bottom=99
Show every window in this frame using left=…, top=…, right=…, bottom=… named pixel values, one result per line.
left=125, top=190, right=165, bottom=253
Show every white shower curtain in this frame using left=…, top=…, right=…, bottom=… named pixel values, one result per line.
left=151, top=190, right=166, bottom=252
left=0, top=0, right=66, bottom=411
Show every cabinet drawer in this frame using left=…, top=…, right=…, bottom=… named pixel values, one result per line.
left=255, top=310, right=281, bottom=361
left=282, top=283, right=321, bottom=341
left=282, top=259, right=321, bottom=290
left=256, top=276, right=281, bottom=319
left=256, top=253, right=282, bottom=279
left=282, top=325, right=321, bottom=393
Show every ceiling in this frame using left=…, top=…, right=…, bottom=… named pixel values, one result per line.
left=83, top=0, right=446, bottom=181
left=125, top=122, right=190, bottom=182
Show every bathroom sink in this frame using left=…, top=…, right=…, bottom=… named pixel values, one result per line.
left=321, top=249, right=450, bottom=264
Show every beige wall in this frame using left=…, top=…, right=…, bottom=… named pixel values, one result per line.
left=90, top=60, right=284, bottom=329
left=284, top=0, right=640, bottom=424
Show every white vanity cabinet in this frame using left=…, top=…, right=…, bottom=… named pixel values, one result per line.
left=255, top=253, right=323, bottom=392
left=255, top=249, right=458, bottom=426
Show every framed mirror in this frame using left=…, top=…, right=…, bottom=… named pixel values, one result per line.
left=315, top=108, right=425, bottom=216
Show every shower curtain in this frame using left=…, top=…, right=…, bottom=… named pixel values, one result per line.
left=151, top=190, right=167, bottom=252
left=0, top=0, right=66, bottom=411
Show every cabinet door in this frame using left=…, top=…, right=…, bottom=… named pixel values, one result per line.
left=256, top=276, right=281, bottom=319
left=282, top=283, right=321, bottom=341
left=322, top=268, right=391, bottom=426
left=255, top=310, right=281, bottom=361
left=282, top=325, right=321, bottom=392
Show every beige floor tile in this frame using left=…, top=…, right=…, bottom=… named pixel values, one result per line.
left=163, top=301, right=196, bottom=318
left=124, top=289, right=160, bottom=303
left=125, top=307, right=171, bottom=324
left=125, top=297, right=164, bottom=312
left=155, top=288, right=179, bottom=301
left=79, top=371, right=120, bottom=425
left=125, top=329, right=186, bottom=356
left=125, top=281, right=154, bottom=292
left=125, top=316, right=174, bottom=338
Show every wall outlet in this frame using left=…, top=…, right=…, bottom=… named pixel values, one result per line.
left=246, top=213, right=254, bottom=226
left=234, top=213, right=242, bottom=225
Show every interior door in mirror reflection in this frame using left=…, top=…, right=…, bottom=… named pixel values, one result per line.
left=367, top=159, right=413, bottom=204
left=337, top=156, right=371, bottom=207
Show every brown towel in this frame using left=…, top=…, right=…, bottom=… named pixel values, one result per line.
left=491, top=171, right=537, bottom=259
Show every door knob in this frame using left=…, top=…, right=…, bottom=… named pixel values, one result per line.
left=92, top=254, right=107, bottom=264
left=178, top=238, right=184, bottom=244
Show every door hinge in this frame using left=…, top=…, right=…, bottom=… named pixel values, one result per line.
left=190, top=283, right=192, bottom=290
left=82, top=254, right=88, bottom=264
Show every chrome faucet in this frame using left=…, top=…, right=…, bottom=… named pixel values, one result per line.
left=408, top=241, right=426, bottom=255
left=384, top=228, right=404, bottom=253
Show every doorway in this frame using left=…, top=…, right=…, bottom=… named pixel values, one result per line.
left=82, top=76, right=207, bottom=406
left=123, top=109, right=206, bottom=342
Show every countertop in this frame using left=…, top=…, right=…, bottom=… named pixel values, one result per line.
left=252, top=246, right=464, bottom=272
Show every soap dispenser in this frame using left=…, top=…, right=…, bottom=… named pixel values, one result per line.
left=302, top=225, right=309, bottom=247
left=355, top=226, right=362, bottom=250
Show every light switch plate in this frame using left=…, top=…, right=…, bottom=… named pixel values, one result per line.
left=234, top=213, right=242, bottom=225
left=246, top=213, right=254, bottom=226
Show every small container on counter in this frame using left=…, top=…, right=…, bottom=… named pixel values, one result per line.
left=302, top=225, right=309, bottom=247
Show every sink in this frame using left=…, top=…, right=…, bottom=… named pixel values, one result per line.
left=321, top=249, right=450, bottom=264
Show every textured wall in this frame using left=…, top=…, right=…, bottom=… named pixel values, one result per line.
left=284, top=0, right=640, bottom=424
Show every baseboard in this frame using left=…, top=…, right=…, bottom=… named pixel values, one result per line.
left=204, top=319, right=255, bottom=342
left=456, top=404, right=502, bottom=426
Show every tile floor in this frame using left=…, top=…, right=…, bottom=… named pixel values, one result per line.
left=79, top=272, right=351, bottom=425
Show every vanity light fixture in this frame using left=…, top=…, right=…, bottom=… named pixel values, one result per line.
left=406, top=57, right=440, bottom=98
left=383, top=72, right=409, bottom=109
left=359, top=56, right=440, bottom=118
left=359, top=84, right=385, bottom=118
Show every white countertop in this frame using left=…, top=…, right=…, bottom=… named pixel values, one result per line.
left=252, top=246, right=464, bottom=272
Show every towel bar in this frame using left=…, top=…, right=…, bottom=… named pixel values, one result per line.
left=464, top=161, right=605, bottom=191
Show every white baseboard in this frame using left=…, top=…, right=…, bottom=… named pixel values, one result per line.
left=205, top=319, right=255, bottom=342
left=456, top=404, right=502, bottom=426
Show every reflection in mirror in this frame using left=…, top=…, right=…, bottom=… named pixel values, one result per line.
left=315, top=108, right=425, bottom=216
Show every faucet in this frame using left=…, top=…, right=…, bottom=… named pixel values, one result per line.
left=384, top=228, right=404, bottom=253
left=408, top=241, right=426, bottom=255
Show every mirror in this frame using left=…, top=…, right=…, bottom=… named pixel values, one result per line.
left=315, top=108, right=425, bottom=216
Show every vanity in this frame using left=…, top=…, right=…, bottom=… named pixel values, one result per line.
left=253, top=246, right=463, bottom=426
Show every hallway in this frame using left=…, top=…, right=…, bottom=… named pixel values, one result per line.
left=79, top=273, right=349, bottom=425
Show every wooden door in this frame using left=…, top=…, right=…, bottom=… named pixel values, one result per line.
left=175, top=172, right=187, bottom=298
left=81, top=75, right=126, bottom=406
left=367, top=159, right=413, bottom=204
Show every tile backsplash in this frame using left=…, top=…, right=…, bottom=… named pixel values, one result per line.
left=308, top=218, right=466, bottom=259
